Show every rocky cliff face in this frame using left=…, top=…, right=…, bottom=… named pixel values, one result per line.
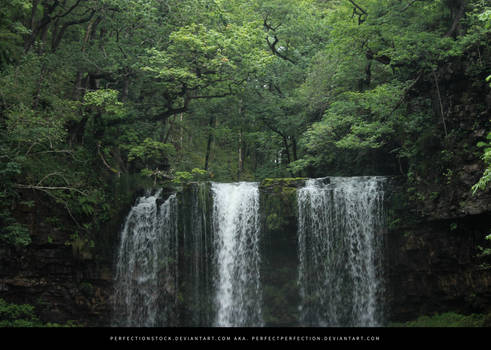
left=0, top=228, right=114, bottom=326
left=258, top=178, right=491, bottom=324
left=381, top=55, right=491, bottom=321
left=0, top=189, right=134, bottom=326
left=1, top=178, right=490, bottom=326
left=385, top=191, right=491, bottom=322
left=386, top=215, right=491, bottom=322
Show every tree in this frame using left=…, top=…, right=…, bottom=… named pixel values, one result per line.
left=292, top=0, right=491, bottom=177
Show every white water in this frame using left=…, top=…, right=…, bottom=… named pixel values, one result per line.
left=113, top=177, right=386, bottom=327
left=211, top=182, right=263, bottom=327
left=113, top=191, right=178, bottom=327
left=297, top=177, right=386, bottom=326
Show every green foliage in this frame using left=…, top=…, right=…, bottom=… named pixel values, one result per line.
left=0, top=298, right=41, bottom=327
left=390, top=312, right=490, bottom=327
left=83, top=89, right=125, bottom=120
left=0, top=0, right=487, bottom=253
left=291, top=0, right=491, bottom=180
left=1, top=221, right=31, bottom=246
left=172, top=168, right=210, bottom=185
left=305, top=83, right=400, bottom=153
left=476, top=234, right=491, bottom=258
left=128, top=138, right=176, bottom=169
left=0, top=0, right=29, bottom=69
left=64, top=233, right=95, bottom=261
left=0, top=298, right=78, bottom=327
left=472, top=132, right=491, bottom=194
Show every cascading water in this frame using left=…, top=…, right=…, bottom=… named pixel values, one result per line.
left=112, top=182, right=263, bottom=327
left=112, top=177, right=386, bottom=327
left=211, top=182, right=263, bottom=327
left=179, top=182, right=214, bottom=326
left=297, top=177, right=386, bottom=327
left=112, top=191, right=178, bottom=327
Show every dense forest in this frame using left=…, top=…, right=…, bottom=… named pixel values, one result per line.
left=0, top=0, right=490, bottom=330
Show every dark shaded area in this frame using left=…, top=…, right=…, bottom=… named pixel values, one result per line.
left=259, top=179, right=305, bottom=326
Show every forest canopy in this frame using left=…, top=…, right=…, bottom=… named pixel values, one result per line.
left=0, top=0, right=490, bottom=246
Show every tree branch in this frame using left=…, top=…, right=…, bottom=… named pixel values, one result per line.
left=432, top=70, right=448, bottom=137
left=37, top=172, right=69, bottom=186
left=51, top=0, right=85, bottom=20
left=51, top=9, right=97, bottom=51
left=263, top=16, right=282, bottom=32
left=266, top=35, right=296, bottom=64
left=366, top=48, right=391, bottom=65
left=14, top=184, right=87, bottom=195
left=401, top=0, right=420, bottom=12
left=33, top=187, right=84, bottom=229
left=190, top=92, right=234, bottom=99
left=348, top=0, right=368, bottom=24
left=444, top=0, right=467, bottom=38
left=97, top=143, right=120, bottom=175
left=348, top=0, right=367, bottom=15
left=264, top=16, right=296, bottom=64
left=388, top=69, right=424, bottom=117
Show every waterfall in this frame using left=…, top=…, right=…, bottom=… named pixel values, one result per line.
left=112, top=177, right=386, bottom=327
left=113, top=191, right=178, bottom=327
left=297, top=177, right=386, bottom=327
left=180, top=182, right=214, bottom=326
left=211, top=182, right=263, bottom=327
left=113, top=182, right=263, bottom=327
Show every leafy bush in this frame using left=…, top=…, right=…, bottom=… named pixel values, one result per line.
left=0, top=298, right=41, bottom=327
left=0, top=298, right=78, bottom=327
left=172, top=168, right=210, bottom=185
left=389, top=312, right=490, bottom=327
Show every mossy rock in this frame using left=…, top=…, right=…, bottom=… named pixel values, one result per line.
left=260, top=177, right=307, bottom=191
left=266, top=213, right=281, bottom=232
left=260, top=180, right=299, bottom=234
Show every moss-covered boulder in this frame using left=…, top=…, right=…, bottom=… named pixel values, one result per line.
left=259, top=177, right=307, bottom=191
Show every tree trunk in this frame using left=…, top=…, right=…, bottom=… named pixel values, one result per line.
left=445, top=0, right=467, bottom=38
left=122, top=74, right=130, bottom=102
left=237, top=128, right=243, bottom=181
left=292, top=136, right=298, bottom=161
left=204, top=115, right=216, bottom=171
left=282, top=136, right=291, bottom=164
left=72, top=19, right=97, bottom=100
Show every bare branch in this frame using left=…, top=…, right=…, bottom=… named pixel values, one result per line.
left=97, top=143, right=120, bottom=175
left=401, top=0, right=420, bottom=12
left=34, top=187, right=83, bottom=229
left=37, top=172, right=69, bottom=186
left=263, top=16, right=296, bottom=64
left=347, top=0, right=368, bottom=24
left=14, top=184, right=87, bottom=196
left=266, top=35, right=296, bottom=64
left=348, top=0, right=367, bottom=15
left=52, top=0, right=85, bottom=20
left=388, top=69, right=424, bottom=117
left=190, top=93, right=233, bottom=99
left=52, top=9, right=97, bottom=51
left=432, top=70, right=448, bottom=137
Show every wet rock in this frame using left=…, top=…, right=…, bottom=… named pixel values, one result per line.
left=387, top=213, right=491, bottom=322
